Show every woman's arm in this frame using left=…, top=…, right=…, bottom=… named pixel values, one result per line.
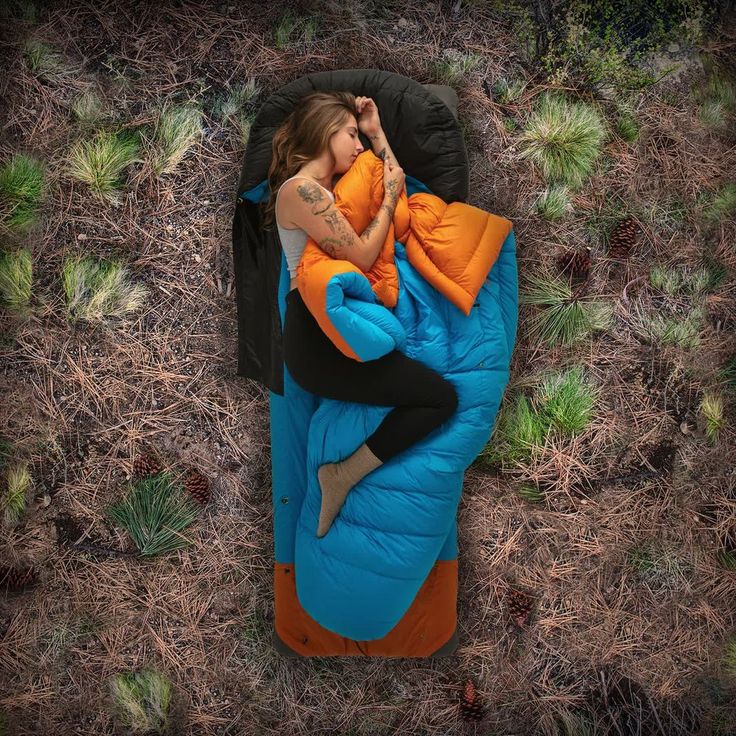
left=367, top=127, right=398, bottom=168
left=284, top=179, right=399, bottom=274
left=356, top=97, right=400, bottom=168
left=358, top=186, right=400, bottom=271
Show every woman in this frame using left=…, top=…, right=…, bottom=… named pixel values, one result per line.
left=262, top=91, right=459, bottom=538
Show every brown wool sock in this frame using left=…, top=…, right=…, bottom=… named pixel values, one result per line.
left=316, top=442, right=383, bottom=538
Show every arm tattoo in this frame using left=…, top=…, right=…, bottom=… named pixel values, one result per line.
left=361, top=203, right=394, bottom=242
left=296, top=181, right=325, bottom=204
left=384, top=179, right=399, bottom=207
left=294, top=180, right=356, bottom=259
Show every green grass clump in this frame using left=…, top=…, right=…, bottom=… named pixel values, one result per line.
left=109, top=670, right=172, bottom=734
left=491, top=77, right=527, bottom=104
left=105, top=472, right=199, bottom=557
left=535, top=183, right=571, bottom=220
left=718, top=550, right=736, bottom=571
left=703, top=183, right=736, bottom=224
left=273, top=9, right=318, bottom=50
left=616, top=107, right=640, bottom=142
left=0, top=248, right=32, bottom=311
left=646, top=307, right=704, bottom=349
left=485, top=393, right=549, bottom=464
left=148, top=104, right=203, bottom=177
left=61, top=255, right=148, bottom=322
left=537, top=365, right=597, bottom=435
left=699, top=392, right=724, bottom=443
left=2, top=461, right=30, bottom=527
left=22, top=38, right=71, bottom=83
left=213, top=79, right=259, bottom=148
left=520, top=272, right=614, bottom=346
left=482, top=366, right=596, bottom=467
left=627, top=542, right=690, bottom=591
left=517, top=484, right=545, bottom=503
left=67, top=129, right=140, bottom=201
left=649, top=264, right=684, bottom=294
left=431, top=50, right=483, bottom=88
left=648, top=262, right=725, bottom=296
left=518, top=92, right=607, bottom=190
left=719, top=356, right=736, bottom=393
left=695, top=71, right=736, bottom=131
left=70, top=89, right=107, bottom=128
left=724, top=635, right=736, bottom=676
left=0, top=154, right=45, bottom=230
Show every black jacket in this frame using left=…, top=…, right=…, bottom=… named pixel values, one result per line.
left=231, top=69, right=467, bottom=395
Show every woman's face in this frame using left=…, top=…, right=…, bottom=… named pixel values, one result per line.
left=329, top=114, right=364, bottom=173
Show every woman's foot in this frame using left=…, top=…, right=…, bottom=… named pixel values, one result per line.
left=316, top=443, right=383, bottom=537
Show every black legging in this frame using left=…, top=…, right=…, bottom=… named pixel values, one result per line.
left=283, top=288, right=459, bottom=462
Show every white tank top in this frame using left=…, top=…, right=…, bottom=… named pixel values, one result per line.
left=275, top=176, right=335, bottom=277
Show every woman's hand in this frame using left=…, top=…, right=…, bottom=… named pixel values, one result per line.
left=382, top=156, right=405, bottom=207
left=355, top=96, right=381, bottom=138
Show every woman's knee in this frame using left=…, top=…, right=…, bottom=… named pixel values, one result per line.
left=429, top=377, right=458, bottom=423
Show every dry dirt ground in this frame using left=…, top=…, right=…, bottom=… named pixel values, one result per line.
left=1, top=1, right=735, bottom=735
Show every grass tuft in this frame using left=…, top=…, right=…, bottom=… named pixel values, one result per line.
left=67, top=129, right=140, bottom=201
left=213, top=77, right=260, bottom=122
left=695, top=71, right=736, bottom=131
left=109, top=670, right=171, bottom=733
left=105, top=472, right=199, bottom=557
left=517, top=483, right=545, bottom=503
left=632, top=301, right=704, bottom=350
left=537, top=365, right=597, bottom=436
left=273, top=9, right=318, bottom=50
left=148, top=104, right=203, bottom=177
left=535, top=183, right=572, bottom=220
left=521, top=272, right=613, bottom=346
left=615, top=107, right=640, bottom=142
left=699, top=392, right=724, bottom=444
left=648, top=262, right=725, bottom=296
left=517, top=91, right=607, bottom=190
left=492, top=77, right=527, bottom=104
left=0, top=248, right=32, bottom=310
left=61, top=255, right=148, bottom=322
left=703, top=182, right=736, bottom=224
left=718, top=356, right=736, bottom=393
left=22, top=38, right=70, bottom=83
left=0, top=154, right=45, bottom=230
left=481, top=366, right=596, bottom=467
left=3, top=461, right=30, bottom=527
left=70, top=89, right=107, bottom=128
left=724, top=635, right=736, bottom=676
left=431, top=50, right=483, bottom=88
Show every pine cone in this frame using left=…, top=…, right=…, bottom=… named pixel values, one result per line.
left=0, top=565, right=38, bottom=592
left=608, top=216, right=641, bottom=259
left=557, top=248, right=592, bottom=280
left=459, top=678, right=485, bottom=722
left=183, top=469, right=210, bottom=506
left=505, top=587, right=534, bottom=627
left=132, top=452, right=162, bottom=479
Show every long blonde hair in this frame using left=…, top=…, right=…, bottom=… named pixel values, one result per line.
left=261, top=90, right=357, bottom=230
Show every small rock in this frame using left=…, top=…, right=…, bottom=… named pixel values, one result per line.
left=668, top=42, right=680, bottom=53
left=397, top=17, right=409, bottom=27
left=77, top=233, right=87, bottom=240
left=193, top=253, right=201, bottom=262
